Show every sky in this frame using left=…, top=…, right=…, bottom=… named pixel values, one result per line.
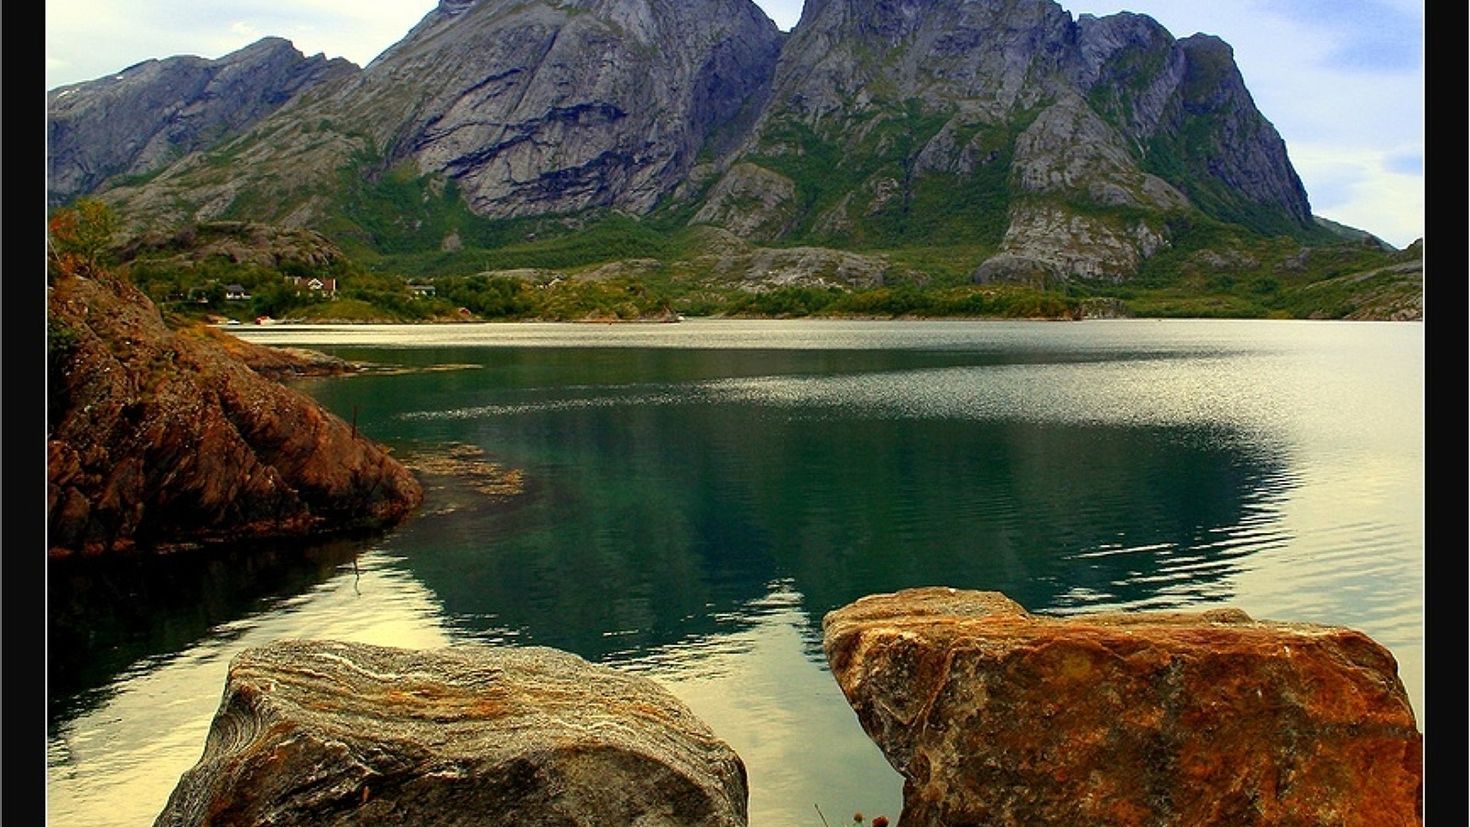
left=45, top=1, right=1423, bottom=247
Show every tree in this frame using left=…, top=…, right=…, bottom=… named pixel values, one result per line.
left=48, top=198, right=118, bottom=280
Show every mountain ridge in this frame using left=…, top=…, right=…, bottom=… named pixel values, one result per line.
left=47, top=0, right=1419, bottom=318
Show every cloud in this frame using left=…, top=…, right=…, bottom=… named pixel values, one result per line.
left=1289, top=143, right=1424, bottom=247
left=1382, top=151, right=1423, bottom=176
left=1248, top=0, right=1422, bottom=71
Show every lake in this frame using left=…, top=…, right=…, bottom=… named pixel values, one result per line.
left=47, top=319, right=1424, bottom=826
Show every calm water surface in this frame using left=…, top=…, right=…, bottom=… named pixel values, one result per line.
left=47, top=319, right=1424, bottom=827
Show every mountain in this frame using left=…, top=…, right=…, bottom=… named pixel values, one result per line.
left=685, top=1, right=1315, bottom=282
left=48, top=0, right=1417, bottom=314
left=47, top=37, right=357, bottom=207
left=91, top=0, right=783, bottom=240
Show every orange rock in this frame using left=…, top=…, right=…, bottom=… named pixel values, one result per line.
left=47, top=272, right=421, bottom=555
left=823, top=588, right=1422, bottom=827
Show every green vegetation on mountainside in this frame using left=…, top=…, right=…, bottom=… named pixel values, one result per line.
left=743, top=105, right=1027, bottom=251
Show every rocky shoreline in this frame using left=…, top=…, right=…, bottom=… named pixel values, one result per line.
left=155, top=589, right=1422, bottom=826
left=47, top=270, right=422, bottom=556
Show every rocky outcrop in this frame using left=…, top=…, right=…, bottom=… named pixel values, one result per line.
left=117, top=221, right=350, bottom=274
left=974, top=202, right=1167, bottom=285
left=47, top=271, right=421, bottom=555
left=47, top=37, right=357, bottom=206
left=176, top=325, right=361, bottom=379
left=689, top=163, right=798, bottom=242
left=1297, top=258, right=1425, bottom=322
left=823, top=588, right=1422, bottom=827
left=153, top=640, right=748, bottom=826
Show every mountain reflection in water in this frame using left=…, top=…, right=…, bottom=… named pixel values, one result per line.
left=47, top=320, right=1422, bottom=827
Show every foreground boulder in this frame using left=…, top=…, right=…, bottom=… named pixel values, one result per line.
left=154, top=640, right=747, bottom=826
left=47, top=272, right=421, bottom=555
left=823, top=588, right=1422, bottom=827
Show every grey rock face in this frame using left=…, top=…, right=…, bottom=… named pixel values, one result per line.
left=1010, top=93, right=1186, bottom=210
left=974, top=203, right=1163, bottom=286
left=154, top=640, right=748, bottom=827
left=1073, top=12, right=1186, bottom=145
left=1169, top=34, right=1313, bottom=225
left=689, top=163, right=798, bottom=241
left=47, top=37, right=357, bottom=206
left=343, top=0, right=784, bottom=218
left=699, top=0, right=1314, bottom=282
left=92, top=0, right=783, bottom=227
left=765, top=0, right=1077, bottom=121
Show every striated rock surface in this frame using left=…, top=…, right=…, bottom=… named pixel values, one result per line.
left=47, top=271, right=421, bottom=555
left=47, top=37, right=357, bottom=206
left=98, top=0, right=784, bottom=228
left=153, top=640, right=747, bottom=827
left=823, top=587, right=1422, bottom=827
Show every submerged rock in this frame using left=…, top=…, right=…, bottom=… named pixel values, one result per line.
left=47, top=272, right=422, bottom=555
left=823, top=587, right=1422, bottom=827
left=153, top=640, right=748, bottom=827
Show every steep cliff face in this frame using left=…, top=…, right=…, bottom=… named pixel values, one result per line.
left=47, top=38, right=357, bottom=207
left=94, top=0, right=783, bottom=230
left=689, top=0, right=1315, bottom=281
left=348, top=0, right=784, bottom=217
left=47, top=271, right=422, bottom=556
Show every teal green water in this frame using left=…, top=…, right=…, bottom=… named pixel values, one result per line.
left=47, top=320, right=1424, bottom=827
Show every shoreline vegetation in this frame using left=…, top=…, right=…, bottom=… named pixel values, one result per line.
left=89, top=209, right=1419, bottom=327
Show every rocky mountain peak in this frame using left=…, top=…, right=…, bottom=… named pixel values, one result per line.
left=48, top=38, right=358, bottom=207
left=336, top=0, right=783, bottom=217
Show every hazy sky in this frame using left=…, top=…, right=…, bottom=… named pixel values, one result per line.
left=45, top=0, right=1423, bottom=247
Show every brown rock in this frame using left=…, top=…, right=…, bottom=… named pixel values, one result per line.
left=178, top=323, right=360, bottom=379
left=47, top=272, right=421, bottom=555
left=823, top=588, right=1422, bottom=827
left=154, top=640, right=748, bottom=827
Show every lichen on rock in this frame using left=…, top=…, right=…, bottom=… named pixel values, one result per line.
left=823, top=587, right=1423, bottom=827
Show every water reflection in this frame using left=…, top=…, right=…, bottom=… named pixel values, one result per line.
left=47, top=549, right=453, bottom=827
left=387, top=400, right=1295, bottom=659
left=616, top=581, right=904, bottom=826
left=49, top=539, right=368, bottom=725
left=48, top=321, right=1422, bottom=826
